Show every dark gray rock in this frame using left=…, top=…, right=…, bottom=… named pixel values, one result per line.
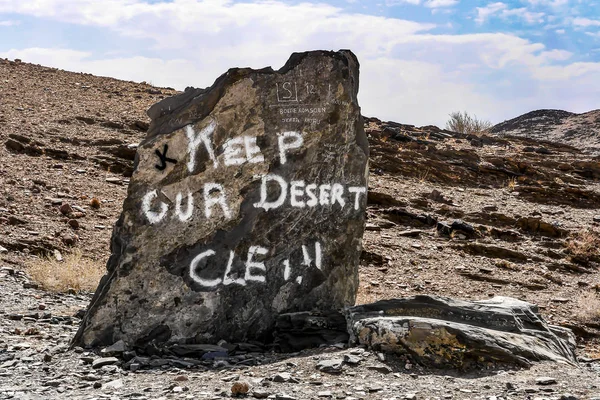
left=343, top=354, right=361, bottom=365
left=101, top=340, right=127, bottom=356
left=274, top=310, right=349, bottom=352
left=73, top=50, right=368, bottom=350
left=536, top=377, right=557, bottom=385
left=316, top=358, right=344, bottom=374
left=346, top=295, right=577, bottom=368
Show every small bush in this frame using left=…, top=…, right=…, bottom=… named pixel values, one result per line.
left=445, top=111, right=493, bottom=136
left=575, top=292, right=600, bottom=324
left=566, top=228, right=600, bottom=265
left=26, top=251, right=104, bottom=293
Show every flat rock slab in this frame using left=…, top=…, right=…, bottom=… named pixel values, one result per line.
left=347, top=295, right=577, bottom=368
left=73, top=50, right=368, bottom=349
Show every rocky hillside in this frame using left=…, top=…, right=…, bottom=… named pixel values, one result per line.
left=491, top=108, right=600, bottom=154
left=1, top=58, right=600, bottom=398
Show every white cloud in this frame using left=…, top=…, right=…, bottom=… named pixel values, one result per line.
left=385, top=0, right=421, bottom=5
left=502, top=8, right=545, bottom=24
left=0, top=0, right=598, bottom=125
left=526, top=0, right=568, bottom=6
left=573, top=17, right=600, bottom=27
left=475, top=2, right=506, bottom=24
left=424, top=0, right=458, bottom=8
left=475, top=3, right=545, bottom=25
left=0, top=19, right=19, bottom=26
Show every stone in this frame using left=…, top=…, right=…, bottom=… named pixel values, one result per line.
left=0, top=245, right=7, bottom=254
left=594, top=215, right=600, bottom=223
left=273, top=372, right=292, bottom=383
left=73, top=50, right=368, bottom=349
left=343, top=354, right=361, bottom=365
left=59, top=203, right=73, bottom=215
left=274, top=310, right=349, bottom=351
left=101, top=340, right=128, bottom=356
left=450, top=219, right=475, bottom=237
left=91, top=357, right=119, bottom=369
left=105, top=177, right=122, bottom=184
left=366, top=364, right=392, bottom=374
left=347, top=295, right=577, bottom=368
left=316, top=358, right=344, bottom=374
left=276, top=394, right=297, bottom=400
left=68, top=219, right=80, bottom=229
left=253, top=389, right=270, bottom=399
left=536, top=377, right=557, bottom=385
left=104, top=379, right=124, bottom=390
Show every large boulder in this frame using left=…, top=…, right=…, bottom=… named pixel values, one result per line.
left=72, top=50, right=368, bottom=349
left=347, top=295, right=577, bottom=368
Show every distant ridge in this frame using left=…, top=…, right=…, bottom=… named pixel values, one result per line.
left=491, top=108, right=600, bottom=153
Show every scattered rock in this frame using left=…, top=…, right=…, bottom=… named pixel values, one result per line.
left=101, top=340, right=127, bottom=356
left=343, top=354, right=362, bottom=365
left=91, top=357, right=120, bottom=369
left=275, top=394, right=297, bottom=400
left=253, top=389, right=270, bottom=399
left=59, top=203, right=73, bottom=215
left=273, top=372, right=292, bottom=383
left=367, top=364, right=393, bottom=374
left=8, top=215, right=27, bottom=225
left=105, top=177, right=122, bottom=184
left=536, top=377, right=558, bottom=385
left=316, top=358, right=344, bottom=374
left=103, top=379, right=124, bottom=390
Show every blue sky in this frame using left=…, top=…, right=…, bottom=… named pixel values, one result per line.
left=1, top=0, right=599, bottom=126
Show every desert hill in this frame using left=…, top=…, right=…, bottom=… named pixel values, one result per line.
left=491, top=108, right=600, bottom=153
left=1, top=58, right=600, bottom=398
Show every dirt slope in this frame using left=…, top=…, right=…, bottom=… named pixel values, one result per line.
left=1, top=59, right=600, bottom=399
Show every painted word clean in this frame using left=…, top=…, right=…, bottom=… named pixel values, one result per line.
left=189, top=242, right=322, bottom=288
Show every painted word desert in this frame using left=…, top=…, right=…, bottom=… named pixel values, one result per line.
left=1, top=49, right=600, bottom=400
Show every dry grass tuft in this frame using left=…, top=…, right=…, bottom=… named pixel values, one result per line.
left=575, top=292, right=600, bottom=324
left=566, top=228, right=600, bottom=265
left=26, top=250, right=104, bottom=293
left=418, top=167, right=431, bottom=183
left=506, top=177, right=518, bottom=191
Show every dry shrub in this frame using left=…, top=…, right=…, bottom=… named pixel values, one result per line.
left=506, top=177, right=518, bottom=191
left=445, top=111, right=493, bottom=136
left=26, top=251, right=105, bottom=293
left=566, top=228, right=600, bottom=265
left=575, top=292, right=600, bottom=324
